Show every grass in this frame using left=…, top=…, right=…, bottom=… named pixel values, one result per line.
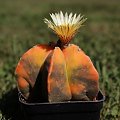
left=0, top=0, right=120, bottom=120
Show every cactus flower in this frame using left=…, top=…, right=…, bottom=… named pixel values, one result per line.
left=44, top=11, right=87, bottom=44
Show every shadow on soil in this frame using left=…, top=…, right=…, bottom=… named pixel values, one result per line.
left=0, top=88, right=24, bottom=120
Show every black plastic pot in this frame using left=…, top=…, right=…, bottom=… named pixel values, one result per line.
left=19, top=91, right=105, bottom=120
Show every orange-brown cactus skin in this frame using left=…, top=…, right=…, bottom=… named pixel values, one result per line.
left=15, top=44, right=71, bottom=102
left=28, top=47, right=71, bottom=103
left=62, top=44, right=99, bottom=101
left=15, top=44, right=53, bottom=99
left=47, top=47, right=71, bottom=102
left=15, top=43, right=99, bottom=102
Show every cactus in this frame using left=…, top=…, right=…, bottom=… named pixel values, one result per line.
left=15, top=11, right=99, bottom=103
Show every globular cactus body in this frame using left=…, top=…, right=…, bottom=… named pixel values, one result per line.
left=15, top=11, right=99, bottom=103
left=15, top=44, right=99, bottom=102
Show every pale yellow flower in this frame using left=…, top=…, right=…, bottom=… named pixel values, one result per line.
left=44, top=11, right=87, bottom=44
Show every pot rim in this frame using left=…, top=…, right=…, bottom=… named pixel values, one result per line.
left=19, top=90, right=105, bottom=105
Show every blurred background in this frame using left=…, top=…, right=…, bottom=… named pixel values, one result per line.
left=0, top=0, right=120, bottom=119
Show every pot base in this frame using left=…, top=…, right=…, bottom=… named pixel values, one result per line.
left=19, top=91, right=105, bottom=120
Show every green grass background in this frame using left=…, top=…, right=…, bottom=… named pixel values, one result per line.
left=0, top=0, right=120, bottom=119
